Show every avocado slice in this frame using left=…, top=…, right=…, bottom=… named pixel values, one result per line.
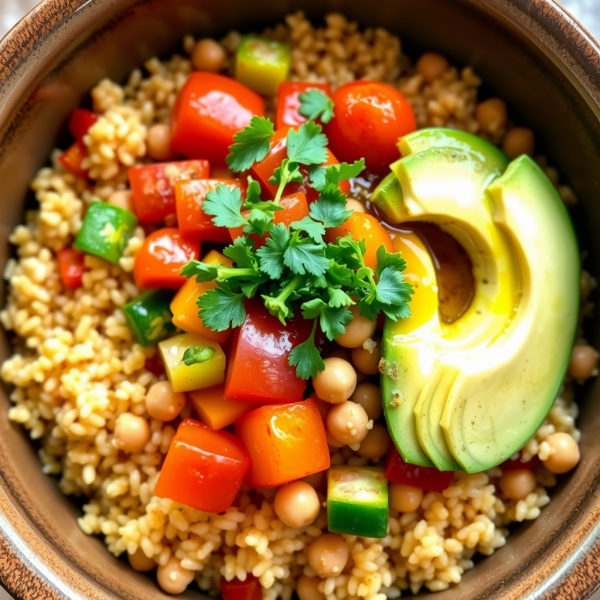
left=440, top=156, right=579, bottom=472
left=371, top=172, right=405, bottom=224
left=382, top=142, right=516, bottom=470
left=380, top=129, right=579, bottom=474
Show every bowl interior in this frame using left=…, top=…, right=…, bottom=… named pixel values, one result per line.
left=1, top=1, right=600, bottom=599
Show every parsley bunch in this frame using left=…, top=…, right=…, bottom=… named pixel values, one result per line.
left=180, top=109, right=414, bottom=380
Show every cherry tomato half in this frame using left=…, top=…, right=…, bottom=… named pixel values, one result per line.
left=324, top=82, right=416, bottom=174
left=134, top=228, right=200, bottom=289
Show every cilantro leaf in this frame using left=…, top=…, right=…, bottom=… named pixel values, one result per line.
left=244, top=208, right=273, bottom=237
left=290, top=216, right=326, bottom=244
left=198, top=288, right=246, bottom=331
left=328, top=287, right=354, bottom=308
left=223, top=236, right=258, bottom=270
left=284, top=231, right=330, bottom=276
left=286, top=122, right=329, bottom=166
left=330, top=159, right=366, bottom=183
left=202, top=184, right=247, bottom=229
left=269, top=159, right=304, bottom=186
left=180, top=260, right=218, bottom=282
left=244, top=176, right=263, bottom=207
left=376, top=245, right=407, bottom=278
left=226, top=116, right=274, bottom=172
left=182, top=346, right=215, bottom=366
left=300, top=298, right=352, bottom=341
left=357, top=297, right=379, bottom=322
left=262, top=274, right=304, bottom=325
left=256, top=223, right=290, bottom=279
left=298, top=89, right=335, bottom=124
left=310, top=185, right=353, bottom=228
left=309, top=165, right=327, bottom=192
left=381, top=300, right=412, bottom=321
left=376, top=267, right=414, bottom=306
left=288, top=320, right=325, bottom=379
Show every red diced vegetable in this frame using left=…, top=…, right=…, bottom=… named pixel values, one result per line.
left=221, top=576, right=262, bottom=600
left=57, top=248, right=86, bottom=289
left=170, top=72, right=265, bottom=166
left=251, top=127, right=350, bottom=203
left=58, top=141, right=89, bottom=179
left=154, top=418, right=250, bottom=513
left=68, top=109, right=98, bottom=140
left=133, top=228, right=200, bottom=290
left=235, top=399, right=330, bottom=488
left=176, top=179, right=242, bottom=242
left=224, top=298, right=312, bottom=404
left=276, top=81, right=332, bottom=129
left=228, top=191, right=310, bottom=247
left=385, top=446, right=454, bottom=492
left=500, top=454, right=542, bottom=472
left=129, top=160, right=210, bottom=224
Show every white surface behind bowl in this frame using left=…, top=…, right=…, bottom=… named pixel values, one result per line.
left=0, top=0, right=599, bottom=599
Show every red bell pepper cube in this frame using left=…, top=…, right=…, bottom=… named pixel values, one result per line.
left=58, top=141, right=89, bottom=179
left=133, top=227, right=200, bottom=290
left=235, top=399, right=330, bottom=488
left=57, top=248, right=86, bottom=289
left=250, top=127, right=350, bottom=204
left=276, top=82, right=332, bottom=130
left=176, top=179, right=243, bottom=242
left=385, top=446, right=454, bottom=492
left=128, top=160, right=210, bottom=224
left=68, top=109, right=98, bottom=140
left=221, top=576, right=262, bottom=600
left=154, top=418, right=250, bottom=513
left=228, top=191, right=310, bottom=248
left=224, top=299, right=312, bottom=404
left=171, top=72, right=265, bottom=167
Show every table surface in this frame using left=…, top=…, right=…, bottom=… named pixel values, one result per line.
left=0, top=1, right=599, bottom=599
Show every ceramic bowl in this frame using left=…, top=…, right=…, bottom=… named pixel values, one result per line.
left=1, top=0, right=600, bottom=598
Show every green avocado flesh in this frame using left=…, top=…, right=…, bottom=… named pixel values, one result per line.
left=380, top=128, right=579, bottom=473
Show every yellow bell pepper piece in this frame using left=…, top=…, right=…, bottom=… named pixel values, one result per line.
left=189, top=384, right=254, bottom=430
left=170, top=250, right=233, bottom=344
left=159, top=332, right=226, bottom=393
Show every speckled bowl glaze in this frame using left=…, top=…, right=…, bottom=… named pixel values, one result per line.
left=1, top=0, right=600, bottom=598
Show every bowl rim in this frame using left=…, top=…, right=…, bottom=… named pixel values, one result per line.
left=1, top=0, right=600, bottom=599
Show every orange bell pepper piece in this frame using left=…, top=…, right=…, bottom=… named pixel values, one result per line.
left=189, top=384, right=254, bottom=430
left=170, top=250, right=233, bottom=344
left=324, top=213, right=395, bottom=271
left=235, top=398, right=330, bottom=488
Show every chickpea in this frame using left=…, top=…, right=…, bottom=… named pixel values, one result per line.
left=542, top=432, right=580, bottom=474
left=128, top=548, right=156, bottom=572
left=147, top=124, right=176, bottom=161
left=313, top=357, right=357, bottom=404
left=475, top=98, right=507, bottom=133
left=108, top=190, right=133, bottom=212
left=145, top=381, right=186, bottom=422
left=113, top=412, right=150, bottom=453
left=351, top=337, right=381, bottom=375
left=416, top=52, right=450, bottom=83
left=336, top=305, right=377, bottom=349
left=307, top=534, right=349, bottom=577
left=350, top=382, right=382, bottom=421
left=502, top=127, right=535, bottom=158
left=191, top=38, right=226, bottom=73
left=357, top=423, right=391, bottom=460
left=568, top=344, right=598, bottom=380
left=498, top=469, right=537, bottom=501
left=157, top=555, right=195, bottom=594
left=327, top=401, right=370, bottom=445
left=274, top=481, right=321, bottom=527
left=346, top=198, right=366, bottom=213
left=297, top=575, right=325, bottom=600
left=389, top=483, right=423, bottom=513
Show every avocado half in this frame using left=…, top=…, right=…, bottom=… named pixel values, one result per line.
left=374, top=128, right=580, bottom=474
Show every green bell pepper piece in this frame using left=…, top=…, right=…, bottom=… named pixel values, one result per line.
left=74, top=201, right=137, bottom=264
left=327, top=465, right=388, bottom=538
left=235, top=35, right=291, bottom=96
left=122, top=289, right=176, bottom=347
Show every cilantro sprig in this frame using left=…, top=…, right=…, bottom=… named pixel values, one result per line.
left=298, top=89, right=335, bottom=124
left=180, top=117, right=414, bottom=379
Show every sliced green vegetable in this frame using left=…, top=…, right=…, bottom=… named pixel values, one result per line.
left=121, top=289, right=176, bottom=347
left=327, top=465, right=388, bottom=538
left=74, top=201, right=137, bottom=264
left=235, top=36, right=291, bottom=96
left=182, top=346, right=215, bottom=366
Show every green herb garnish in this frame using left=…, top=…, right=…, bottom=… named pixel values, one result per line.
left=181, top=118, right=414, bottom=379
left=182, top=346, right=216, bottom=366
left=298, top=89, right=335, bottom=124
